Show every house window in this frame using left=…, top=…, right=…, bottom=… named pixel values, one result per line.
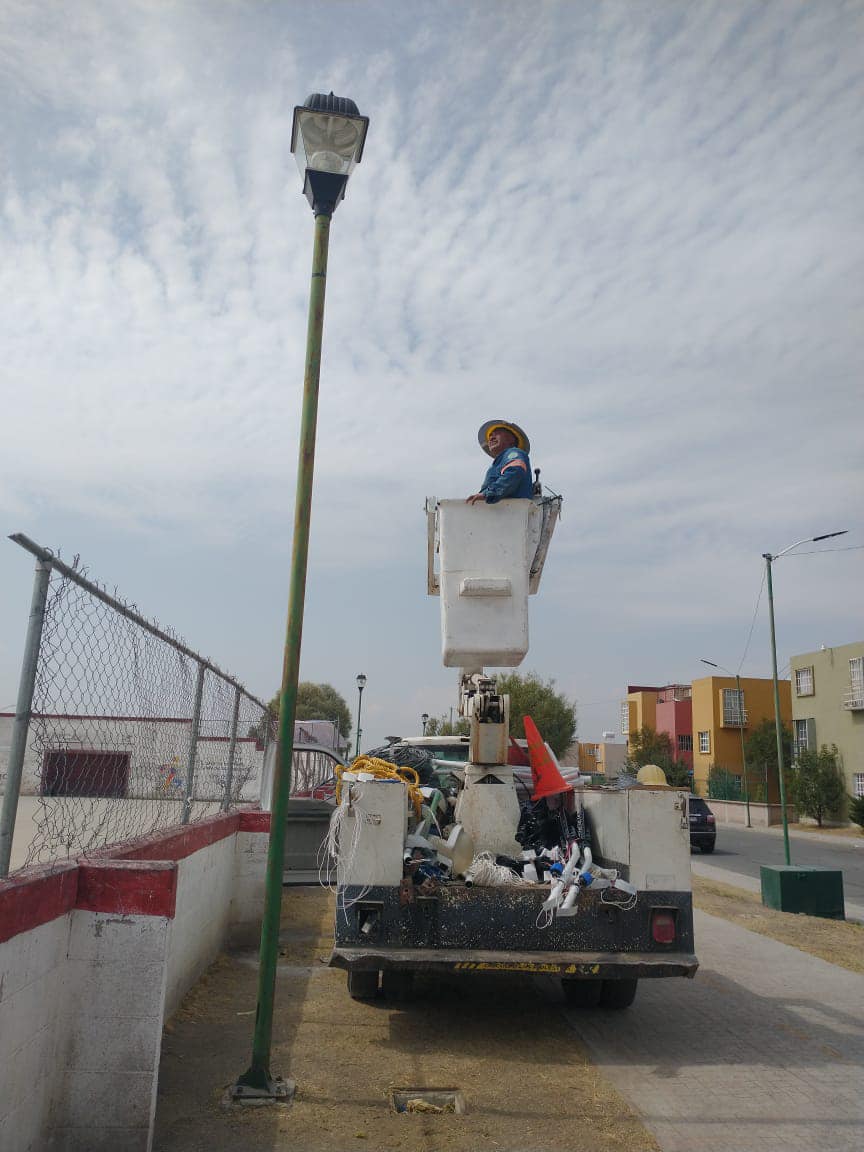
left=698, top=731, right=710, bottom=754
left=678, top=734, right=693, bottom=752
left=851, top=657, right=864, bottom=696
left=795, top=667, right=814, bottom=697
left=793, top=718, right=815, bottom=759
left=722, top=688, right=745, bottom=726
left=854, top=774, right=864, bottom=798
left=620, top=703, right=629, bottom=736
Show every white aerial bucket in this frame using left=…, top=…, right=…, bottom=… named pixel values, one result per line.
left=427, top=498, right=560, bottom=670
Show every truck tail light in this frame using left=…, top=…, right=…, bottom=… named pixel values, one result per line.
left=651, top=910, right=677, bottom=945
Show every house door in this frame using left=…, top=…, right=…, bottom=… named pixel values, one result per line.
left=42, top=750, right=131, bottom=798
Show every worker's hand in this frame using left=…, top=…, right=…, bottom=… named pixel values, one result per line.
left=466, top=493, right=486, bottom=505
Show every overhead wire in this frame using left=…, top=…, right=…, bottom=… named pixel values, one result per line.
left=737, top=566, right=767, bottom=673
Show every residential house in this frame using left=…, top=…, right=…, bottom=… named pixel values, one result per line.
left=790, top=641, right=864, bottom=805
left=690, top=676, right=792, bottom=799
left=620, top=684, right=693, bottom=770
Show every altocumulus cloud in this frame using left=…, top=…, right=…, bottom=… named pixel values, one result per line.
left=0, top=0, right=861, bottom=741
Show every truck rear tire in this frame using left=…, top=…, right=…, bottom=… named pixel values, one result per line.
left=562, top=980, right=602, bottom=1008
left=381, top=969, right=415, bottom=1002
left=347, top=969, right=379, bottom=1000
left=600, top=978, right=638, bottom=1009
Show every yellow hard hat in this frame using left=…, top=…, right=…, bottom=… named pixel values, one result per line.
left=636, top=763, right=668, bottom=786
left=477, top=419, right=530, bottom=457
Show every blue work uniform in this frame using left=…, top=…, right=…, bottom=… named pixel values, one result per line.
left=480, top=447, right=533, bottom=503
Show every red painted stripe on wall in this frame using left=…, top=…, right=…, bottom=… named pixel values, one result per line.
left=76, top=859, right=178, bottom=918
left=0, top=808, right=271, bottom=943
left=99, top=810, right=241, bottom=862
left=0, top=861, right=78, bottom=944
left=239, top=810, right=271, bottom=833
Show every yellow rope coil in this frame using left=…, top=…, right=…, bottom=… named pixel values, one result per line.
left=336, top=756, right=424, bottom=819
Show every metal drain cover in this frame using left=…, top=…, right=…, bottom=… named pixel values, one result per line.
left=391, top=1088, right=466, bottom=1115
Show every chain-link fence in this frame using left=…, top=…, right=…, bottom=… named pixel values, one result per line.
left=0, top=535, right=276, bottom=875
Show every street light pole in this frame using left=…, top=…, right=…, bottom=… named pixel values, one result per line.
left=355, top=673, right=366, bottom=758
left=233, top=93, right=369, bottom=1102
left=421, top=712, right=429, bottom=735
left=763, top=530, right=847, bottom=868
left=700, top=659, right=751, bottom=828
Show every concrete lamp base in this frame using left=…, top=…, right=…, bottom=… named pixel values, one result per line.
left=760, top=865, right=845, bottom=920
left=226, top=1077, right=296, bottom=1107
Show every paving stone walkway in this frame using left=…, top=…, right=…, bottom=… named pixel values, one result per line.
left=564, top=910, right=864, bottom=1152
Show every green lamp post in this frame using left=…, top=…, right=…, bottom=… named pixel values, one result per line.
left=232, top=93, right=369, bottom=1102
left=762, top=530, right=847, bottom=866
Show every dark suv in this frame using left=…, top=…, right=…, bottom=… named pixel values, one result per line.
left=688, top=795, right=716, bottom=853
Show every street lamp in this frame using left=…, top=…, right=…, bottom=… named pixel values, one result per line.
left=234, top=92, right=369, bottom=1104
left=701, top=659, right=751, bottom=828
left=421, top=712, right=429, bottom=735
left=763, top=530, right=847, bottom=866
left=355, top=673, right=367, bottom=758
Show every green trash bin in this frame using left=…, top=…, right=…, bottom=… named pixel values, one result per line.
left=760, top=865, right=845, bottom=920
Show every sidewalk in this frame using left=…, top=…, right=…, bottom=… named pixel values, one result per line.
left=563, top=907, right=864, bottom=1152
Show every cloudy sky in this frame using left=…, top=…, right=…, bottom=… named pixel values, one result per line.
left=1, top=0, right=861, bottom=749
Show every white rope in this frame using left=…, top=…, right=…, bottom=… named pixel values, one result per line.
left=465, top=851, right=534, bottom=888
left=319, top=785, right=372, bottom=912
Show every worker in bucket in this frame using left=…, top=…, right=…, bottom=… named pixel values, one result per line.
left=466, top=419, right=533, bottom=505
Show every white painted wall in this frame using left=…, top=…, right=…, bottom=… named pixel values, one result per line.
left=53, top=910, right=171, bottom=1152
left=163, top=834, right=236, bottom=1018
left=0, top=816, right=270, bottom=1152
left=0, top=912, right=72, bottom=1150
left=0, top=713, right=263, bottom=800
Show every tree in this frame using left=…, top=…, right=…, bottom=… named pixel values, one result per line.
left=424, top=714, right=470, bottom=737
left=254, top=682, right=352, bottom=742
left=625, top=726, right=691, bottom=788
left=744, top=718, right=792, bottom=779
left=849, top=794, right=864, bottom=832
left=496, top=671, right=577, bottom=758
left=788, top=744, right=847, bottom=827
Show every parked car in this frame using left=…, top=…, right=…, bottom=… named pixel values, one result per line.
left=688, top=795, right=716, bottom=853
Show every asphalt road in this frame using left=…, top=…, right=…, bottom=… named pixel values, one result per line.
left=700, top=823, right=864, bottom=906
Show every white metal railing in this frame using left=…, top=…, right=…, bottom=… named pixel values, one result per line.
left=843, top=689, right=864, bottom=711
left=721, top=708, right=749, bottom=728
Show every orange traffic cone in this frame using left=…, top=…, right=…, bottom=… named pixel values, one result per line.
left=523, top=715, right=571, bottom=801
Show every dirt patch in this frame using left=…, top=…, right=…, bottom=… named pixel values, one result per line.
left=692, top=875, right=864, bottom=975
left=154, top=886, right=658, bottom=1152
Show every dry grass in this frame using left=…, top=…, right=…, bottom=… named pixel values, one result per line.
left=154, top=886, right=658, bottom=1152
left=692, top=875, right=864, bottom=975
left=788, top=822, right=863, bottom=839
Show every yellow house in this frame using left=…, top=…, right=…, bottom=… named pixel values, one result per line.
left=690, top=676, right=792, bottom=798
left=620, top=685, right=661, bottom=752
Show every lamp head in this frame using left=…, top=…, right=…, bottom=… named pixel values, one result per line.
left=291, top=93, right=369, bottom=214
left=356, top=673, right=367, bottom=691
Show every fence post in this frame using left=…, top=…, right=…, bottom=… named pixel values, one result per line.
left=0, top=559, right=52, bottom=877
left=182, top=664, right=206, bottom=825
left=222, top=685, right=242, bottom=811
